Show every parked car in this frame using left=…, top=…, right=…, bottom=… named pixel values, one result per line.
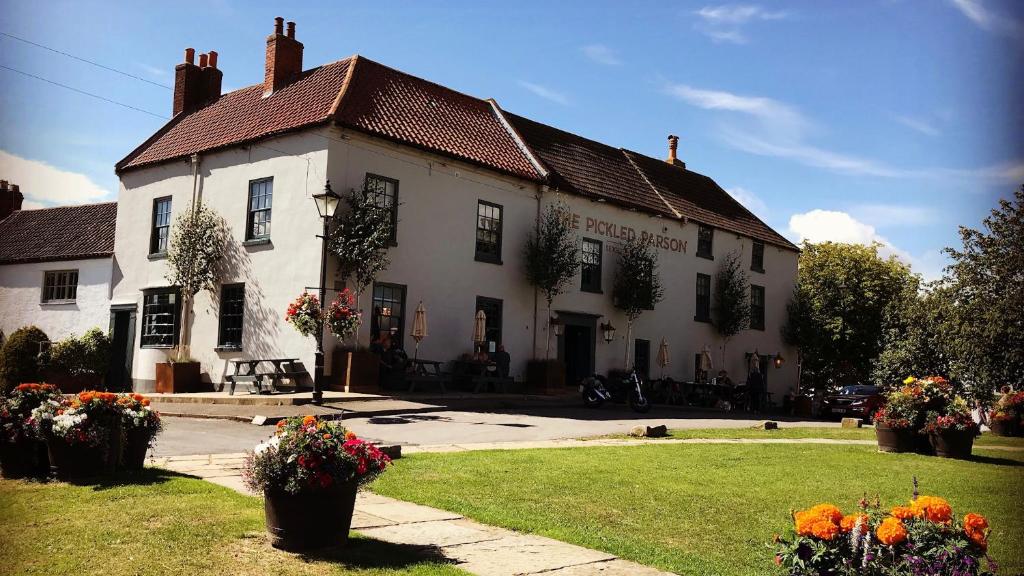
left=822, top=385, right=884, bottom=422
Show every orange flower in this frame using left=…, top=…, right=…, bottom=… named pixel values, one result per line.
left=964, top=513, right=989, bottom=551
left=811, top=519, right=840, bottom=541
left=808, top=504, right=843, bottom=525
left=840, top=514, right=869, bottom=533
left=794, top=508, right=840, bottom=539
left=276, top=419, right=287, bottom=428
left=141, top=399, right=150, bottom=406
left=302, top=415, right=317, bottom=426
left=323, top=433, right=332, bottom=440
left=910, top=496, right=952, bottom=523
left=344, top=430, right=357, bottom=441
left=891, top=506, right=916, bottom=520
left=876, top=517, right=907, bottom=546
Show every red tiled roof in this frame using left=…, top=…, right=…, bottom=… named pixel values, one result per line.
left=0, top=202, right=117, bottom=264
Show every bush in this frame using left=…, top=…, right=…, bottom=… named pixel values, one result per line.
left=46, top=328, right=111, bottom=378
left=0, top=326, right=50, bottom=394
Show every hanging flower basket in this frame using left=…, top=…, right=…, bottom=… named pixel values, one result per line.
left=285, top=292, right=323, bottom=338
left=326, top=289, right=361, bottom=342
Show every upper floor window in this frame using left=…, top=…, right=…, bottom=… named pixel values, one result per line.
left=150, top=197, right=172, bottom=255
left=696, top=224, right=713, bottom=259
left=581, top=238, right=603, bottom=293
left=365, top=173, right=399, bottom=244
left=141, top=288, right=180, bottom=348
left=750, top=284, right=765, bottom=331
left=695, top=273, right=711, bottom=322
left=246, top=178, right=272, bottom=240
left=751, top=241, right=765, bottom=273
left=218, top=283, right=245, bottom=348
left=475, top=200, right=503, bottom=264
left=42, top=270, right=78, bottom=303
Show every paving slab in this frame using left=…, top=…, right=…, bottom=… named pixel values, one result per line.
left=357, top=500, right=464, bottom=524
left=350, top=510, right=397, bottom=530
left=543, top=559, right=677, bottom=576
left=443, top=534, right=617, bottom=576
left=358, top=518, right=503, bottom=547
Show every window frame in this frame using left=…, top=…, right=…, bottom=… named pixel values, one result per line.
left=475, top=296, right=503, bottom=353
left=217, top=283, right=246, bottom=349
left=245, top=177, right=273, bottom=241
left=140, top=287, right=181, bottom=349
left=695, top=273, right=711, bottom=322
left=580, top=237, right=603, bottom=293
left=751, top=240, right=765, bottom=273
left=474, top=200, right=504, bottom=264
left=365, top=173, right=399, bottom=246
left=149, top=196, right=172, bottom=255
left=41, top=269, right=79, bottom=304
left=750, top=284, right=766, bottom=331
left=696, top=224, right=714, bottom=260
left=371, top=282, right=407, bottom=350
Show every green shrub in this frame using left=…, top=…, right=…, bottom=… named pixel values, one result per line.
left=0, top=326, right=50, bottom=394
left=47, top=328, right=111, bottom=378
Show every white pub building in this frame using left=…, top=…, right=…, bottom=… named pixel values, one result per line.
left=110, top=18, right=799, bottom=397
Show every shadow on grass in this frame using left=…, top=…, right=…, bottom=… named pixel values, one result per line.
left=296, top=533, right=455, bottom=570
left=57, top=467, right=202, bottom=490
left=963, top=453, right=1024, bottom=468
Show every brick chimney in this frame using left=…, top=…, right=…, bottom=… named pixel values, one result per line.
left=667, top=135, right=685, bottom=169
left=264, top=17, right=303, bottom=95
left=202, top=50, right=223, bottom=105
left=0, top=180, right=25, bottom=220
left=173, top=48, right=204, bottom=116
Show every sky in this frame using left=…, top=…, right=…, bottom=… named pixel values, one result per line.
left=1, top=0, right=1021, bottom=281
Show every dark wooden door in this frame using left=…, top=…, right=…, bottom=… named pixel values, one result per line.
left=564, top=325, right=592, bottom=387
left=108, top=309, right=135, bottom=391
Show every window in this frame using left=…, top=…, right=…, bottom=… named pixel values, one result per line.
left=365, top=174, right=399, bottom=244
left=150, top=197, right=172, bottom=254
left=695, top=273, right=711, bottom=322
left=750, top=284, right=765, bottom=331
left=141, top=288, right=180, bottom=348
left=475, top=200, right=503, bottom=263
left=580, top=238, right=603, bottom=293
left=751, top=241, right=765, bottom=272
left=696, top=224, right=713, bottom=259
left=218, top=284, right=245, bottom=348
left=246, top=178, right=272, bottom=240
left=42, top=270, right=78, bottom=303
left=475, top=296, right=503, bottom=353
left=371, top=283, right=406, bottom=349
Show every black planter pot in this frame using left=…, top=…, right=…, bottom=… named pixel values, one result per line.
left=0, top=439, right=50, bottom=479
left=875, top=425, right=920, bottom=453
left=121, top=428, right=153, bottom=471
left=930, top=429, right=976, bottom=459
left=264, top=482, right=359, bottom=551
left=47, top=421, right=122, bottom=480
left=988, top=419, right=1020, bottom=437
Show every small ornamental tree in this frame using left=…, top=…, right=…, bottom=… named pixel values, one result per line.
left=0, top=326, right=49, bottom=394
left=329, top=186, right=393, bottom=322
left=165, top=202, right=229, bottom=360
left=612, top=236, right=664, bottom=367
left=523, top=201, right=581, bottom=358
left=714, top=250, right=750, bottom=366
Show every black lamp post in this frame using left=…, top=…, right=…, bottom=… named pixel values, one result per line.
left=311, top=181, right=341, bottom=405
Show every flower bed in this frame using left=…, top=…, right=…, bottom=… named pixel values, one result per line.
left=775, top=482, right=995, bottom=575
left=874, top=376, right=979, bottom=458
left=243, top=415, right=390, bottom=550
left=988, top=390, right=1023, bottom=437
left=0, top=383, right=62, bottom=478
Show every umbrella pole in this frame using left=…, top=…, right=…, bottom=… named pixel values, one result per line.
left=414, top=341, right=420, bottom=362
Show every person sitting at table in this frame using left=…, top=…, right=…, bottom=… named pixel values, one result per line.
left=495, top=345, right=511, bottom=379
left=714, top=370, right=733, bottom=388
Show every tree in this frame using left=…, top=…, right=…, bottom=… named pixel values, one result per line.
left=164, top=202, right=228, bottom=360
left=872, top=283, right=957, bottom=389
left=713, top=250, right=750, bottom=366
left=0, top=326, right=49, bottom=394
left=943, top=185, right=1024, bottom=395
left=329, top=186, right=392, bottom=316
left=612, top=236, right=665, bottom=367
left=782, top=241, right=917, bottom=393
left=523, top=202, right=581, bottom=358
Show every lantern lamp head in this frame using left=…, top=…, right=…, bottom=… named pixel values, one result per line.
left=313, top=180, right=342, bottom=219
left=774, top=352, right=784, bottom=369
left=600, top=322, right=616, bottom=343
left=549, top=317, right=564, bottom=337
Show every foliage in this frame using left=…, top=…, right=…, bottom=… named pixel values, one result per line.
left=114, top=392, right=162, bottom=435
left=783, top=242, right=918, bottom=393
left=612, top=235, right=665, bottom=323
left=524, top=201, right=581, bottom=308
left=329, top=185, right=393, bottom=298
left=713, top=250, right=750, bottom=339
left=0, top=383, right=61, bottom=443
left=285, top=292, right=323, bottom=338
left=943, top=185, right=1024, bottom=394
left=243, top=415, right=390, bottom=495
left=326, top=288, right=361, bottom=342
left=873, top=286, right=958, bottom=395
left=0, top=326, right=50, bottom=394
left=775, top=488, right=994, bottom=575
left=874, top=376, right=978, bottom=437
left=29, top=390, right=162, bottom=447
left=47, top=328, right=111, bottom=378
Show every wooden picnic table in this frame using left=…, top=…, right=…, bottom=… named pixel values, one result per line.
left=406, top=358, right=449, bottom=393
left=226, top=358, right=304, bottom=395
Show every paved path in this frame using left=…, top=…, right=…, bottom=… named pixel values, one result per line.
left=155, top=453, right=675, bottom=576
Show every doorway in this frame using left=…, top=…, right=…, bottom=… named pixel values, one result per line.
left=634, top=339, right=650, bottom=378
left=108, top=306, right=136, bottom=391
left=564, top=325, right=592, bottom=387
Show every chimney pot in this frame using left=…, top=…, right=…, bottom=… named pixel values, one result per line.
left=198, top=52, right=209, bottom=68
left=274, top=16, right=284, bottom=35
left=184, top=47, right=195, bottom=64
left=208, top=50, right=218, bottom=69
left=286, top=21, right=296, bottom=38
left=666, top=134, right=684, bottom=168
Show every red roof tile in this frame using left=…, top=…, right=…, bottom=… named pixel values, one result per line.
left=0, top=202, right=117, bottom=264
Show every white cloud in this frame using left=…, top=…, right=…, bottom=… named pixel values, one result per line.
left=949, top=0, right=1022, bottom=35
left=725, top=186, right=769, bottom=220
left=693, top=4, right=790, bottom=44
left=136, top=62, right=168, bottom=79
left=663, top=83, right=809, bottom=140
left=581, top=44, right=622, bottom=66
left=519, top=81, right=570, bottom=106
left=0, top=150, right=113, bottom=207
left=894, top=115, right=940, bottom=137
left=849, top=204, right=938, bottom=227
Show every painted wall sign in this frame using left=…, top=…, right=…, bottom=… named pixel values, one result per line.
left=566, top=212, right=687, bottom=254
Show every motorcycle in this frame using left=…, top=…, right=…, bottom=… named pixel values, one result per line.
left=579, top=369, right=651, bottom=413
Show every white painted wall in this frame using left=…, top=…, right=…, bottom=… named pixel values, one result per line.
left=0, top=257, right=113, bottom=341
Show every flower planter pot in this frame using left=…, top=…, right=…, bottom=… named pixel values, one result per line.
left=46, top=421, right=122, bottom=480
left=263, top=482, right=359, bottom=550
left=0, top=439, right=50, bottom=479
left=332, top=349, right=379, bottom=393
left=121, top=428, right=153, bottom=471
left=875, top=425, right=920, bottom=453
left=929, top=429, right=976, bottom=459
left=155, top=362, right=201, bottom=394
left=526, top=360, right=565, bottom=395
left=988, top=419, right=1020, bottom=437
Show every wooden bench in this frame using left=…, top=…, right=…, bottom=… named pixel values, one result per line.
left=225, top=358, right=304, bottom=395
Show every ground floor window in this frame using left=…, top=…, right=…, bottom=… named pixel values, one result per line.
left=475, top=296, right=503, bottom=353
left=141, top=288, right=180, bottom=348
left=218, top=283, right=245, bottom=348
left=372, top=282, right=406, bottom=350
left=42, top=269, right=78, bottom=303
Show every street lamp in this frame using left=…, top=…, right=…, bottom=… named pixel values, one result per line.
left=600, top=322, right=616, bottom=344
left=311, top=181, right=342, bottom=405
left=549, top=317, right=564, bottom=337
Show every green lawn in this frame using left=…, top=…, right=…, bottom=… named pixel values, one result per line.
left=632, top=427, right=1024, bottom=447
left=0, top=471, right=466, bottom=576
left=371, top=444, right=1024, bottom=576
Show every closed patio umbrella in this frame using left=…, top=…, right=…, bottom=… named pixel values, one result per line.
left=700, top=345, right=713, bottom=374
left=411, top=302, right=428, bottom=361
left=657, top=338, right=670, bottom=379
left=473, top=309, right=487, bottom=349
left=749, top=349, right=761, bottom=375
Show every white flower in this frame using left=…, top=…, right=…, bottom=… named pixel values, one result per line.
left=254, top=435, right=281, bottom=455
